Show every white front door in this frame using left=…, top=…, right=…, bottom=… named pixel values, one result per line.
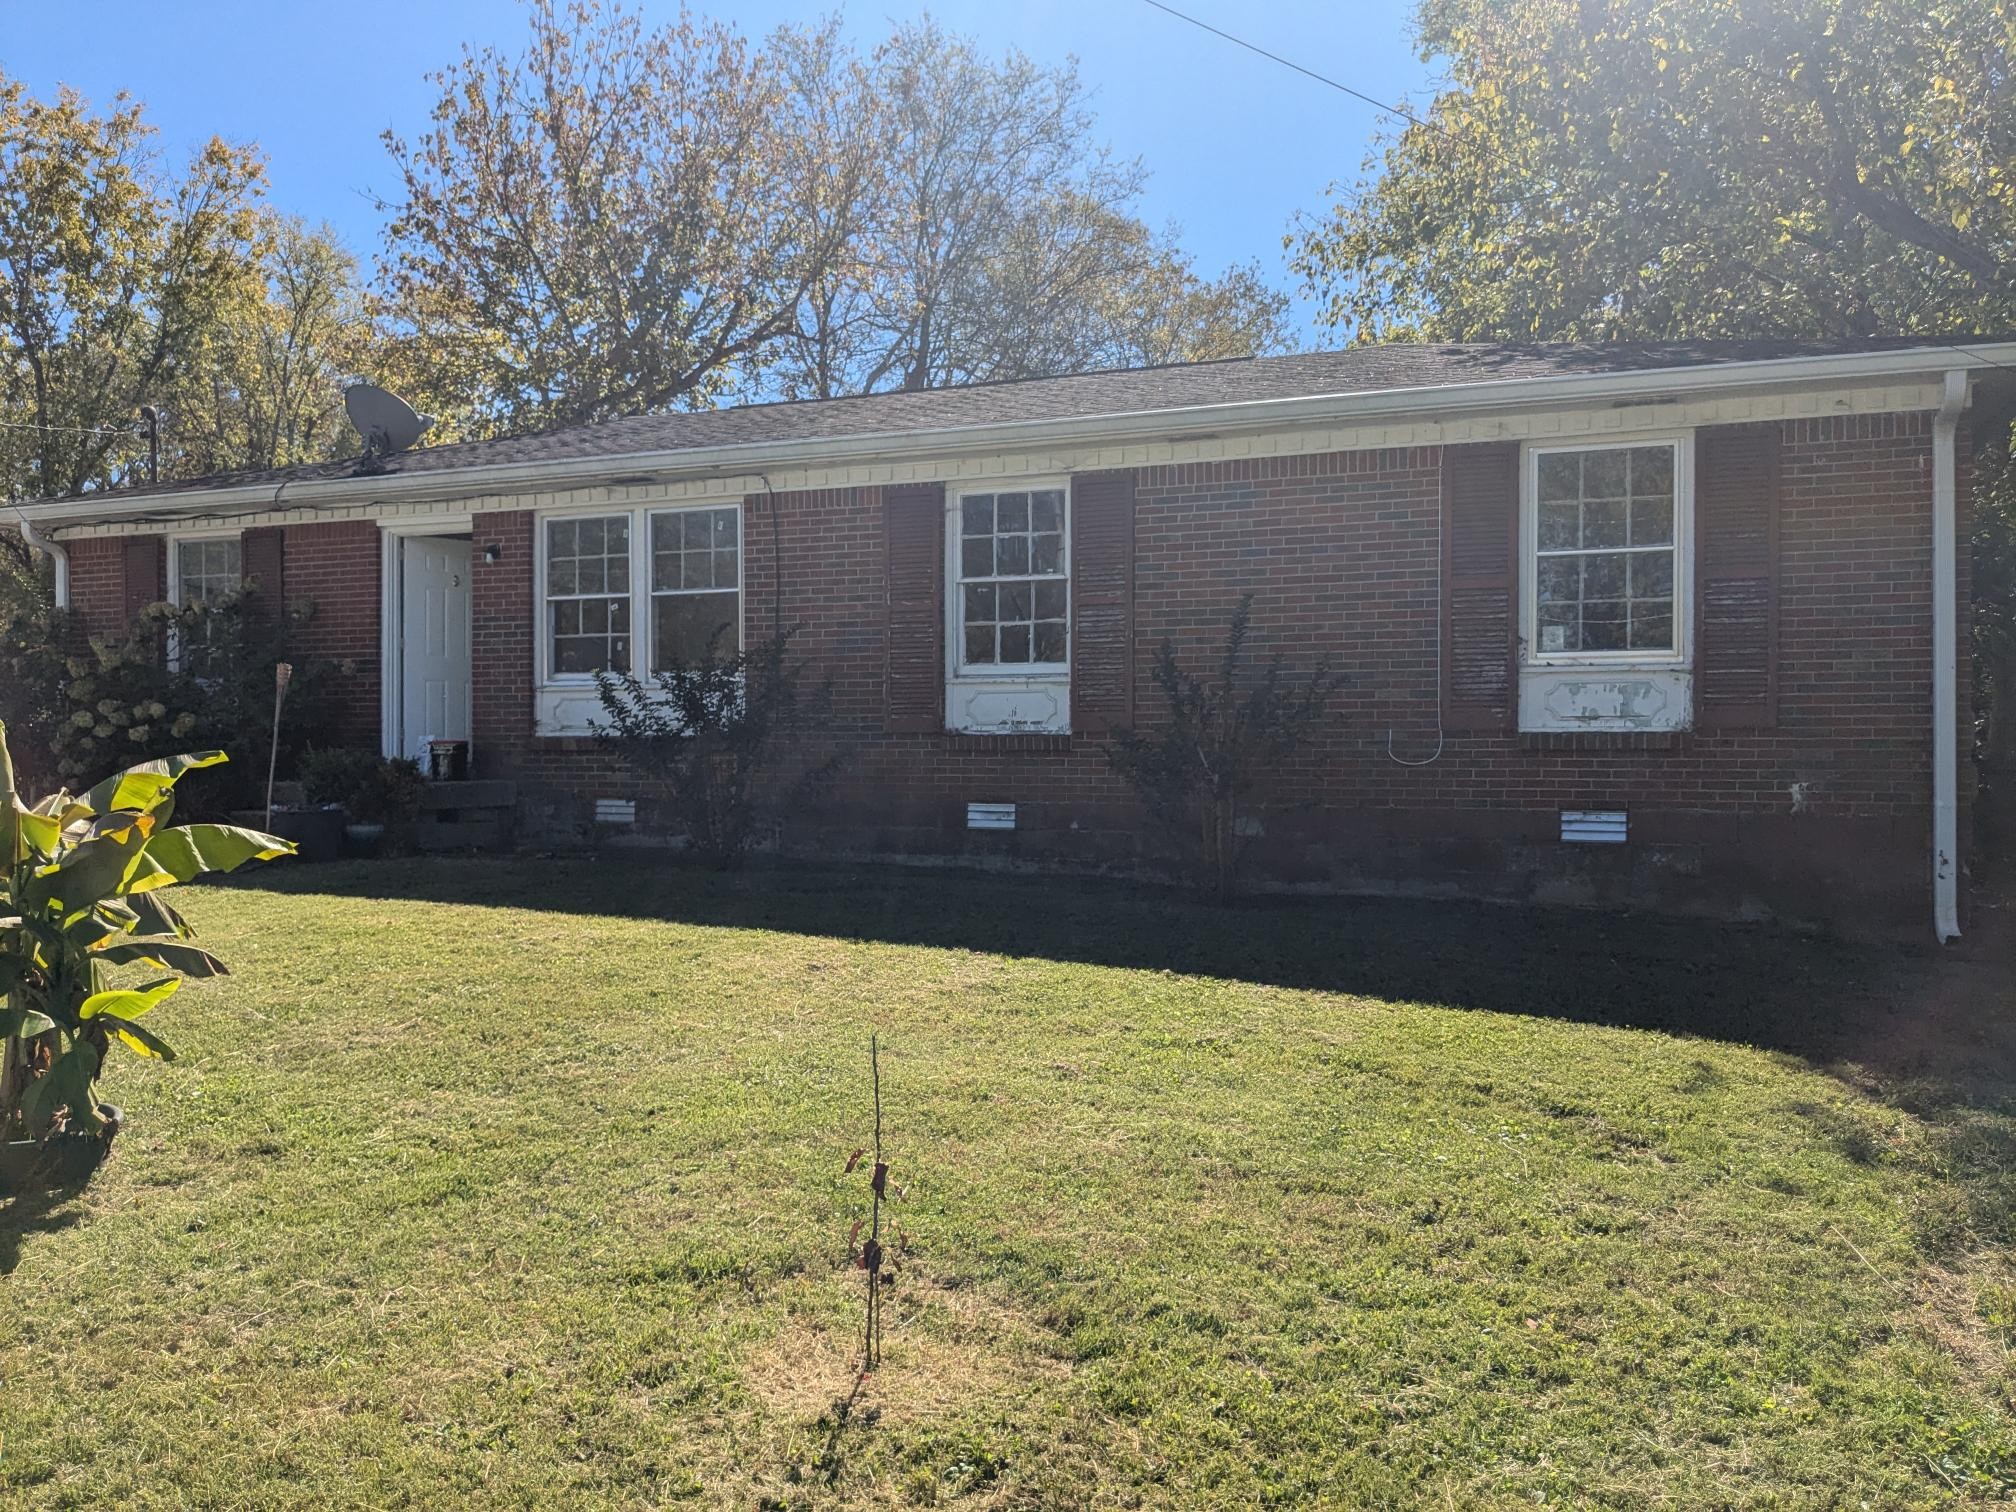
left=399, top=537, right=472, bottom=760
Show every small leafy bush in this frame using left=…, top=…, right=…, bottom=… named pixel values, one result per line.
left=303, top=748, right=427, bottom=836
left=0, top=725, right=293, bottom=1139
left=591, top=627, right=840, bottom=869
left=1106, top=594, right=1344, bottom=899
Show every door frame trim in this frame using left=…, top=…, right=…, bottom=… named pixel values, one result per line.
left=378, top=515, right=476, bottom=760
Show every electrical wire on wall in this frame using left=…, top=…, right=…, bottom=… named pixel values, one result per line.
left=1385, top=491, right=1446, bottom=767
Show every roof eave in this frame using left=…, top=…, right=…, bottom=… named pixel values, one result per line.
left=19, top=340, right=2015, bottom=528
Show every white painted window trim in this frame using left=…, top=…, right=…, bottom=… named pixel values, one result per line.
left=531, top=496, right=744, bottom=736
left=165, top=526, right=243, bottom=673
left=643, top=502, right=746, bottom=671
left=943, top=477, right=1073, bottom=735
left=1519, top=434, right=1694, bottom=671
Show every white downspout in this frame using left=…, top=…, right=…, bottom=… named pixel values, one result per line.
left=1932, top=369, right=1967, bottom=943
left=11, top=508, right=69, bottom=609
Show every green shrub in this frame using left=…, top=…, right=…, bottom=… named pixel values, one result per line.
left=302, top=748, right=427, bottom=836
left=591, top=627, right=840, bottom=869
left=1106, top=594, right=1344, bottom=899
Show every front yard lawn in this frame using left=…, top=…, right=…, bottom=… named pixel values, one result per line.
left=2, top=858, right=2012, bottom=1508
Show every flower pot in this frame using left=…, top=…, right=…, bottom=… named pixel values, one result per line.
left=0, top=1103, right=121, bottom=1193
left=343, top=821, right=387, bottom=857
left=263, top=806, right=345, bottom=863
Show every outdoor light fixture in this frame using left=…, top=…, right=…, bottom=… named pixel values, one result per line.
left=483, top=543, right=501, bottom=563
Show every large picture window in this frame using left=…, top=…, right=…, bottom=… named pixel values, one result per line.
left=649, top=506, right=741, bottom=666
left=1531, top=442, right=1681, bottom=657
left=545, top=514, right=631, bottom=675
left=955, top=486, right=1068, bottom=669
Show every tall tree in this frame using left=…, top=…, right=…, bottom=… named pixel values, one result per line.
left=377, top=0, right=875, bottom=437
left=776, top=19, right=1291, bottom=400
left=1290, top=0, right=2014, bottom=343
left=0, top=75, right=267, bottom=503
left=168, top=216, right=372, bottom=477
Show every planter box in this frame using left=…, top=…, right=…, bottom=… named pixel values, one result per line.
left=234, top=807, right=345, bottom=863
left=0, top=1104, right=120, bottom=1193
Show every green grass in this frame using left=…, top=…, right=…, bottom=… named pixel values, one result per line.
left=2, top=857, right=2013, bottom=1508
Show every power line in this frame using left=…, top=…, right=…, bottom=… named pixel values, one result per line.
left=0, top=417, right=141, bottom=439
left=1137, top=0, right=1457, bottom=144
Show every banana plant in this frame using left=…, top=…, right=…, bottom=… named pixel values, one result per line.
left=0, top=720, right=295, bottom=1140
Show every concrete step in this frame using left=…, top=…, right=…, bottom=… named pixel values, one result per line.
left=419, top=780, right=517, bottom=813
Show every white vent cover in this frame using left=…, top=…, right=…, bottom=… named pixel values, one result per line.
left=966, top=802, right=1017, bottom=831
left=1561, top=810, right=1628, bottom=844
left=594, top=798, right=637, bottom=827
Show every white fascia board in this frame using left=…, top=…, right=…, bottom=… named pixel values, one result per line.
left=20, top=341, right=2016, bottom=529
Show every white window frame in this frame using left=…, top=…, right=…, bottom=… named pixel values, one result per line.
left=1520, top=435, right=1693, bottom=670
left=537, top=509, right=640, bottom=687
left=166, top=528, right=244, bottom=672
left=532, top=498, right=744, bottom=736
left=645, top=503, right=746, bottom=672
left=943, top=478, right=1073, bottom=735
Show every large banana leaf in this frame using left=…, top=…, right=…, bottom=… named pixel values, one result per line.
left=94, top=935, right=228, bottom=979
left=79, top=978, right=180, bottom=1060
left=125, top=824, right=295, bottom=894
left=0, top=720, right=16, bottom=864
left=80, top=751, right=228, bottom=819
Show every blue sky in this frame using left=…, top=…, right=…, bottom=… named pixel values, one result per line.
left=0, top=0, right=1433, bottom=344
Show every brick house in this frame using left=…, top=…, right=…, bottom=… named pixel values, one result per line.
left=16, top=338, right=2013, bottom=939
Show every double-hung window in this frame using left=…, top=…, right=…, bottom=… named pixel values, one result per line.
left=171, top=536, right=243, bottom=674
left=944, top=482, right=1072, bottom=734
left=649, top=506, right=740, bottom=665
left=537, top=503, right=743, bottom=729
left=955, top=487, right=1069, bottom=670
left=545, top=515, right=632, bottom=675
left=1529, top=441, right=1684, bottom=659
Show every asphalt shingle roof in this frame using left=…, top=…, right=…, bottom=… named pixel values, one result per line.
left=96, top=335, right=2009, bottom=502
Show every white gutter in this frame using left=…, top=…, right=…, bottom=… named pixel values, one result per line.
left=1932, top=368, right=1968, bottom=942
left=18, top=340, right=2016, bottom=529
left=10, top=508, right=69, bottom=608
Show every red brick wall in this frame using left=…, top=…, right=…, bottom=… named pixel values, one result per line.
left=283, top=521, right=381, bottom=750
left=56, top=410, right=1965, bottom=934
left=65, top=537, right=138, bottom=643
left=470, top=416, right=1961, bottom=933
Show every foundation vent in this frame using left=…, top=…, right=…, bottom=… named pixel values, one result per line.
left=966, top=802, right=1017, bottom=831
left=594, top=798, right=638, bottom=827
left=1561, top=809, right=1628, bottom=844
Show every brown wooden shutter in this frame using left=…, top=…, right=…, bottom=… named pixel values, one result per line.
left=1693, top=423, right=1781, bottom=729
left=241, top=526, right=286, bottom=626
left=1441, top=442, right=1520, bottom=730
left=1069, top=469, right=1135, bottom=734
left=121, top=536, right=164, bottom=621
left=885, top=482, right=946, bottom=733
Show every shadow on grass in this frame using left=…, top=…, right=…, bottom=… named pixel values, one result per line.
left=226, top=852, right=2016, bottom=1253
left=0, top=1182, right=91, bottom=1277
left=230, top=853, right=2008, bottom=1077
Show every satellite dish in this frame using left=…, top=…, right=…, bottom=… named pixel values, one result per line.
left=345, top=384, right=433, bottom=457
